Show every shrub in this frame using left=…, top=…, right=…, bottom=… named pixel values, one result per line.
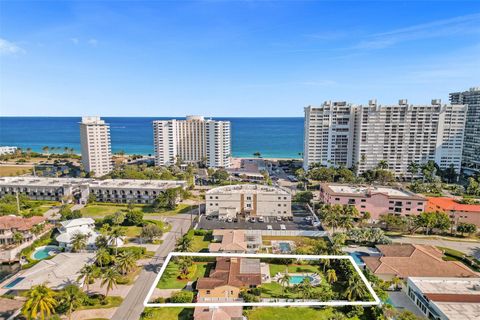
left=114, top=246, right=146, bottom=259
left=124, top=210, right=144, bottom=226
left=169, top=291, right=194, bottom=303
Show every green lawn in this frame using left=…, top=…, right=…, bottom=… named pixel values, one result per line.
left=157, top=262, right=209, bottom=289
left=268, top=263, right=321, bottom=277
left=77, top=296, right=123, bottom=310
left=191, top=235, right=211, bottom=252
left=141, top=308, right=193, bottom=320
left=245, top=307, right=358, bottom=320
left=80, top=203, right=195, bottom=218
left=120, top=226, right=142, bottom=237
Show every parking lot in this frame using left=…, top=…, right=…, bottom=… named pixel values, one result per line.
left=197, top=205, right=323, bottom=231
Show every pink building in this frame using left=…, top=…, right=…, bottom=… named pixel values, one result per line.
left=319, top=184, right=426, bottom=221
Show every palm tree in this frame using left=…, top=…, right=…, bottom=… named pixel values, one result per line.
left=116, top=251, right=137, bottom=275
left=64, top=147, right=69, bottom=154
left=253, top=151, right=261, bottom=158
left=390, top=276, right=403, bottom=290
left=407, top=162, right=419, bottom=181
left=177, top=257, right=193, bottom=278
left=298, top=277, right=313, bottom=299
left=326, top=269, right=337, bottom=284
left=278, top=268, right=291, bottom=296
left=101, top=267, right=120, bottom=297
left=176, top=235, right=193, bottom=252
left=77, top=264, right=98, bottom=292
left=71, top=232, right=88, bottom=252
left=42, top=146, right=49, bottom=155
left=376, top=160, right=389, bottom=170
left=12, top=232, right=24, bottom=245
left=22, top=284, right=58, bottom=320
left=321, top=258, right=331, bottom=272
left=345, top=276, right=368, bottom=301
left=69, top=147, right=75, bottom=155
left=95, top=247, right=111, bottom=268
left=60, top=284, right=83, bottom=320
left=108, top=227, right=125, bottom=255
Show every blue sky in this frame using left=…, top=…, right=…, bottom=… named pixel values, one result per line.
left=0, top=0, right=479, bottom=117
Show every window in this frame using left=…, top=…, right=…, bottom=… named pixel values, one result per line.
left=335, top=198, right=340, bottom=201
left=361, top=199, right=366, bottom=202
left=206, top=290, right=211, bottom=294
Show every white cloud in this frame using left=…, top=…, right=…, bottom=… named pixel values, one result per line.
left=88, top=38, right=98, bottom=46
left=0, top=38, right=25, bottom=55
left=70, top=38, right=79, bottom=45
left=356, top=13, right=480, bottom=49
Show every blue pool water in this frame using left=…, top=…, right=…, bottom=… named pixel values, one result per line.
left=289, top=275, right=314, bottom=285
left=279, top=242, right=291, bottom=253
left=32, top=246, right=60, bottom=260
left=349, top=252, right=368, bottom=265
left=4, top=277, right=24, bottom=288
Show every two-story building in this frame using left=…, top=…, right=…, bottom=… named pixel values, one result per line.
left=319, top=183, right=426, bottom=221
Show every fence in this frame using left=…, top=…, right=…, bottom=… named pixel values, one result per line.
left=245, top=229, right=329, bottom=237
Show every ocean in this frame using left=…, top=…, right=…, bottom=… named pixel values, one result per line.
left=0, top=117, right=304, bottom=159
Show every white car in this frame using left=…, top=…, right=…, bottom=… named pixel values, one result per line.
left=280, top=224, right=286, bottom=230
left=267, top=225, right=273, bottom=230
left=226, top=217, right=233, bottom=223
left=276, top=216, right=282, bottom=222
left=305, top=216, right=312, bottom=221
left=258, top=216, right=265, bottom=223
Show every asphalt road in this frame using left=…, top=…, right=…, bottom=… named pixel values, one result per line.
left=111, top=213, right=192, bottom=320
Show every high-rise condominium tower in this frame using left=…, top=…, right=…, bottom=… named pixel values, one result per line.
left=79, top=116, right=113, bottom=177
left=303, top=100, right=467, bottom=176
left=354, top=99, right=467, bottom=176
left=153, top=115, right=231, bottom=168
left=450, top=87, right=480, bottom=175
left=303, top=102, right=355, bottom=170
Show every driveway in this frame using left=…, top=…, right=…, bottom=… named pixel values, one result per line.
left=110, top=212, right=193, bottom=320
left=390, top=236, right=480, bottom=260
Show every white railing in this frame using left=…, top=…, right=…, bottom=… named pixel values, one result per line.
left=245, top=229, right=329, bottom=237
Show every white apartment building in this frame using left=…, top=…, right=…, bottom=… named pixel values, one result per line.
left=0, top=146, right=18, bottom=155
left=206, top=184, right=292, bottom=218
left=0, top=177, right=187, bottom=204
left=354, top=99, right=467, bottom=176
left=450, top=87, right=480, bottom=175
left=80, top=116, right=113, bottom=177
left=303, top=99, right=467, bottom=176
left=303, top=101, right=355, bottom=170
left=153, top=115, right=231, bottom=168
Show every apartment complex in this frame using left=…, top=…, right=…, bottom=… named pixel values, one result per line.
left=153, top=115, right=231, bottom=168
left=450, top=87, right=480, bottom=175
left=304, top=100, right=467, bottom=176
left=0, top=177, right=187, bottom=204
left=303, top=101, right=355, bottom=169
left=427, top=197, right=480, bottom=228
left=406, top=277, right=480, bottom=320
left=206, top=184, right=292, bottom=218
left=319, top=183, right=426, bottom=220
left=79, top=116, right=113, bottom=177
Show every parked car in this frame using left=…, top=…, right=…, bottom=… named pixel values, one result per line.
left=282, top=216, right=288, bottom=221
left=267, top=225, right=273, bottom=230
left=276, top=216, right=282, bottom=222
left=250, top=217, right=256, bottom=223
left=258, top=216, right=265, bottom=223
left=305, top=216, right=312, bottom=221
left=287, top=216, right=294, bottom=221
left=280, top=224, right=286, bottom=230
left=226, top=217, right=233, bottom=223
left=233, top=217, right=238, bottom=223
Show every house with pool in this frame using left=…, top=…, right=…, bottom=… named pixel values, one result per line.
left=56, top=218, right=99, bottom=250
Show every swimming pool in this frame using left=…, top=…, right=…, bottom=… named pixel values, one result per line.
left=349, top=251, right=368, bottom=265
left=32, top=245, right=60, bottom=260
left=279, top=242, right=292, bottom=253
left=289, top=275, right=314, bottom=285
left=4, top=277, right=24, bottom=289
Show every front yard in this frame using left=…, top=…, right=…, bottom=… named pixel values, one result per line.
left=80, top=203, right=195, bottom=218
left=245, top=307, right=358, bottom=320
left=157, top=262, right=209, bottom=289
left=141, top=308, right=193, bottom=320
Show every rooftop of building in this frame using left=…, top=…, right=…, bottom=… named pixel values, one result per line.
left=428, top=197, right=480, bottom=212
left=0, top=215, right=46, bottom=231
left=363, top=244, right=478, bottom=278
left=206, top=184, right=290, bottom=195
left=409, top=277, right=480, bottom=296
left=59, top=218, right=95, bottom=229
left=3, top=252, right=95, bottom=290
left=0, top=176, right=187, bottom=189
left=209, top=230, right=248, bottom=252
left=196, top=257, right=262, bottom=290
left=193, top=306, right=243, bottom=320
left=81, top=116, right=107, bottom=125
left=321, top=183, right=424, bottom=199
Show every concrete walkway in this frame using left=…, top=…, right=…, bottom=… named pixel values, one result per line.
left=111, top=212, right=193, bottom=320
left=390, top=236, right=480, bottom=259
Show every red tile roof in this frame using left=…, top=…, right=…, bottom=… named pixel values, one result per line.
left=363, top=244, right=478, bottom=278
left=427, top=197, right=480, bottom=213
left=196, top=257, right=261, bottom=290
left=0, top=215, right=46, bottom=231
